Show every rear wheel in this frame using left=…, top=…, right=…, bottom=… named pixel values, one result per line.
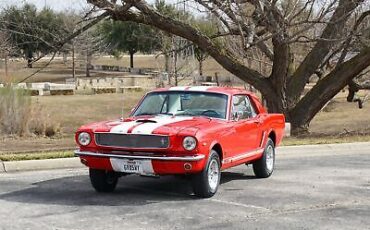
left=253, top=138, right=275, bottom=178
left=192, top=150, right=221, bottom=198
left=89, top=168, right=119, bottom=193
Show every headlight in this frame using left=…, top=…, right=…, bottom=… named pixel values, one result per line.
left=78, top=132, right=91, bottom=146
left=183, top=136, right=197, bottom=151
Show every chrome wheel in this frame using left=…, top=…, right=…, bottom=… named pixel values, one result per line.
left=208, top=158, right=220, bottom=192
left=192, top=150, right=221, bottom=198
left=265, top=145, right=274, bottom=172
left=253, top=138, right=275, bottom=178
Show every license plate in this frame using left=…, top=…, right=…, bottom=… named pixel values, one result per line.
left=110, top=158, right=154, bottom=175
left=122, top=160, right=141, bottom=173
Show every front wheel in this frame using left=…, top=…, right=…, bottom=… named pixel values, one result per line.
left=192, top=150, right=221, bottom=198
left=89, top=168, right=119, bottom=193
left=253, top=138, right=275, bottom=178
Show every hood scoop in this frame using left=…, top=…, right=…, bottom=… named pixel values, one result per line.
left=136, top=119, right=157, bottom=123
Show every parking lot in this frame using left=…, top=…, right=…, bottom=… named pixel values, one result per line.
left=0, top=143, right=369, bottom=230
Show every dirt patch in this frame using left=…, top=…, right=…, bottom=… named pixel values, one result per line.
left=321, top=100, right=338, bottom=112
left=310, top=92, right=370, bottom=135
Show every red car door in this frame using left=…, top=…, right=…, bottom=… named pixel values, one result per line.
left=230, top=95, right=262, bottom=156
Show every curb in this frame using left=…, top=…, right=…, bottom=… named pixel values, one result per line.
left=0, top=157, right=83, bottom=173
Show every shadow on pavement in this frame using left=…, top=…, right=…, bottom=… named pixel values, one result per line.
left=0, top=171, right=256, bottom=206
left=220, top=171, right=257, bottom=185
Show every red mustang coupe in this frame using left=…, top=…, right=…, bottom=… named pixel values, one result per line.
left=75, top=86, right=285, bottom=197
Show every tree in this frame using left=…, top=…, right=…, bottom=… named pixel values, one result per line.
left=86, top=0, right=370, bottom=135
left=1, top=4, right=67, bottom=68
left=193, top=19, right=220, bottom=79
left=154, top=0, right=195, bottom=85
left=0, top=31, right=13, bottom=84
left=154, top=0, right=177, bottom=74
left=99, top=20, right=159, bottom=68
left=346, top=11, right=370, bottom=107
left=58, top=10, right=107, bottom=78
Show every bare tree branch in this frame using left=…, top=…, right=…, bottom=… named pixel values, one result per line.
left=287, top=0, right=365, bottom=105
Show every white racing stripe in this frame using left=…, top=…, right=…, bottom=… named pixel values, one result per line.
left=169, top=86, right=187, bottom=91
left=110, top=121, right=138, bottom=134
left=131, top=116, right=193, bottom=134
left=168, top=86, right=212, bottom=91
left=187, top=86, right=212, bottom=91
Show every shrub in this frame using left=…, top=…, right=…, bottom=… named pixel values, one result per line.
left=0, top=87, right=60, bottom=137
left=0, top=87, right=31, bottom=136
left=28, top=102, right=61, bottom=137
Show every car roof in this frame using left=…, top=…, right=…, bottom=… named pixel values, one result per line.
left=151, top=86, right=253, bottom=96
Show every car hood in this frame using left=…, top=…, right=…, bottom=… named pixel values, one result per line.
left=81, top=115, right=222, bottom=136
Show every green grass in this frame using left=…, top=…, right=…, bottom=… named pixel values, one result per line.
left=0, top=150, right=74, bottom=161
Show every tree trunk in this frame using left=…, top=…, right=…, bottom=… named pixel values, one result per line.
left=168, top=53, right=172, bottom=86
left=174, top=51, right=178, bottom=86
left=63, top=52, right=67, bottom=65
left=194, top=59, right=204, bottom=85
left=286, top=0, right=360, bottom=106
left=199, top=59, right=203, bottom=77
left=129, top=51, right=134, bottom=68
left=86, top=49, right=92, bottom=78
left=347, top=81, right=358, bottom=102
left=27, top=50, right=33, bottom=68
left=164, top=53, right=170, bottom=73
left=4, top=54, right=9, bottom=83
left=289, top=47, right=370, bottom=135
left=72, top=43, right=76, bottom=79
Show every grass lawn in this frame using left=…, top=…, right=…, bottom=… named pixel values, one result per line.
left=0, top=56, right=370, bottom=156
left=0, top=151, right=74, bottom=161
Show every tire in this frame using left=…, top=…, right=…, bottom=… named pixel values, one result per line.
left=89, top=168, right=119, bottom=193
left=253, top=138, right=275, bottom=178
left=192, top=150, right=221, bottom=198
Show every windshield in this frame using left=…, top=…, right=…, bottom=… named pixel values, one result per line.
left=133, top=91, right=228, bottom=119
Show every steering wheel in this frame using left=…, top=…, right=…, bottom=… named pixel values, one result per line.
left=201, top=110, right=222, bottom=118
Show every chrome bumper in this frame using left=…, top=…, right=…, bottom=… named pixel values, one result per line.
left=74, top=150, right=205, bottom=161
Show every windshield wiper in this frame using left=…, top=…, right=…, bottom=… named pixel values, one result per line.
left=176, top=112, right=195, bottom=116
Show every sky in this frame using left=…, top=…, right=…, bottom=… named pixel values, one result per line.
left=0, top=0, right=87, bottom=11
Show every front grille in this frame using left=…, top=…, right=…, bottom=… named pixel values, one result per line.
left=95, top=133, right=170, bottom=149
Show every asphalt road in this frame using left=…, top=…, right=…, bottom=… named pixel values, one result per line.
left=0, top=143, right=369, bottom=230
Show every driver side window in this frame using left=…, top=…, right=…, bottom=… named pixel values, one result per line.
left=232, top=95, right=257, bottom=120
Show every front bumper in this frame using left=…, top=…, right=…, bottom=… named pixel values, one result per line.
left=75, top=150, right=205, bottom=161
left=75, top=150, right=206, bottom=175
